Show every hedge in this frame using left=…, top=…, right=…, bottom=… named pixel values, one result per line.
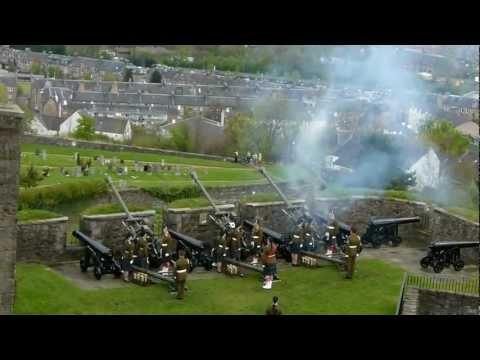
left=17, top=209, right=62, bottom=222
left=19, top=179, right=108, bottom=210
left=142, top=184, right=202, bottom=203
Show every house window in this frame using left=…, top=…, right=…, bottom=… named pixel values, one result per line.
left=199, top=213, right=208, bottom=225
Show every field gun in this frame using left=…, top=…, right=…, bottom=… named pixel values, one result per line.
left=420, top=241, right=479, bottom=273
left=73, top=230, right=122, bottom=280
left=362, top=216, right=420, bottom=248
left=105, top=175, right=162, bottom=267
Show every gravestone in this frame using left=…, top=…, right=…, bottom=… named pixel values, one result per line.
left=75, top=166, right=82, bottom=177
left=175, top=165, right=180, bottom=176
left=134, top=160, right=140, bottom=172
left=161, top=159, right=165, bottom=168
left=41, top=149, right=47, bottom=160
left=99, top=155, right=105, bottom=165
left=73, top=152, right=79, bottom=162
left=89, top=167, right=96, bottom=176
left=0, top=104, right=23, bottom=314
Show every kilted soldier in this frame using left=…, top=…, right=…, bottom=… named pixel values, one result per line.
left=122, top=239, right=135, bottom=282
left=250, top=219, right=264, bottom=264
left=174, top=249, right=189, bottom=300
left=261, top=239, right=277, bottom=290
left=290, top=224, right=303, bottom=266
left=160, top=226, right=176, bottom=273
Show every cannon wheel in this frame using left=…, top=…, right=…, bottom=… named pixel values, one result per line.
left=391, top=236, right=402, bottom=247
left=433, top=261, right=444, bottom=274
left=453, top=260, right=465, bottom=271
left=420, top=256, right=432, bottom=269
left=94, top=265, right=103, bottom=280
left=372, top=239, right=381, bottom=249
left=188, top=257, right=197, bottom=273
left=80, top=257, right=88, bottom=273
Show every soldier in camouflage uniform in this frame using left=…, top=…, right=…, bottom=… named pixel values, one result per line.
left=174, top=249, right=189, bottom=300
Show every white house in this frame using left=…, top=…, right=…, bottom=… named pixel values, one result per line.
left=408, top=148, right=441, bottom=191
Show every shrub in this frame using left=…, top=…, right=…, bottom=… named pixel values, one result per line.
left=20, top=164, right=44, bottom=188
left=142, top=185, right=201, bottom=203
left=19, top=179, right=108, bottom=210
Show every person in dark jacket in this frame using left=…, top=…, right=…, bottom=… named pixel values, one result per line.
left=265, top=296, right=282, bottom=315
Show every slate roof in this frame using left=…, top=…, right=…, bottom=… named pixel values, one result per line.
left=456, top=121, right=479, bottom=140
left=37, top=114, right=63, bottom=131
left=94, top=116, right=129, bottom=134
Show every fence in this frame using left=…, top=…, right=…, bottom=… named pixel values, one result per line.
left=406, top=273, right=479, bottom=296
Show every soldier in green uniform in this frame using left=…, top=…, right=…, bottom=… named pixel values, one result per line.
left=215, top=232, right=228, bottom=273
left=136, top=235, right=150, bottom=268
left=174, top=249, right=189, bottom=300
left=250, top=218, right=264, bottom=265
left=265, top=296, right=282, bottom=315
left=160, top=226, right=176, bottom=273
left=344, top=226, right=361, bottom=279
left=122, top=239, right=135, bottom=282
left=290, top=224, right=303, bottom=266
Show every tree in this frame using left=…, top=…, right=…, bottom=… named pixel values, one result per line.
left=150, top=69, right=162, bottom=83
left=123, top=68, right=134, bottom=82
left=224, top=113, right=256, bottom=154
left=30, top=60, right=44, bottom=75
left=72, top=116, right=96, bottom=140
left=83, top=72, right=92, bottom=80
left=170, top=122, right=193, bottom=152
left=419, top=119, right=471, bottom=180
left=0, top=84, right=8, bottom=104
left=20, top=164, right=43, bottom=188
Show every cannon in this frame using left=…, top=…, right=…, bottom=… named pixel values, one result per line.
left=168, top=229, right=213, bottom=272
left=105, top=175, right=163, bottom=268
left=256, top=166, right=323, bottom=252
left=362, top=216, right=420, bottom=248
left=72, top=230, right=122, bottom=280
left=420, top=241, right=479, bottom=273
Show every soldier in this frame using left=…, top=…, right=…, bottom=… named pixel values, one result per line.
left=122, top=239, right=135, bottom=282
left=174, top=249, right=189, bottom=300
left=290, top=224, right=303, bottom=266
left=326, top=211, right=340, bottom=255
left=229, top=222, right=244, bottom=261
left=215, top=231, right=228, bottom=273
left=302, top=219, right=315, bottom=252
left=265, top=296, right=282, bottom=315
left=160, top=226, right=176, bottom=274
left=347, top=226, right=362, bottom=249
left=261, top=239, right=278, bottom=289
left=136, top=235, right=150, bottom=268
left=250, top=218, right=264, bottom=264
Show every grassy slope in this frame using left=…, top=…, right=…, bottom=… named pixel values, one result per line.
left=15, top=260, right=404, bottom=315
left=82, top=203, right=149, bottom=216
left=17, top=209, right=62, bottom=222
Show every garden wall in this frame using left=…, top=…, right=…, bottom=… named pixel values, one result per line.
left=164, top=204, right=235, bottom=246
left=16, top=217, right=69, bottom=262
left=80, top=210, right=156, bottom=250
left=417, top=289, right=479, bottom=315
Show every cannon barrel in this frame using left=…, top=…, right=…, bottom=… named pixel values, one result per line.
left=430, top=241, right=480, bottom=249
left=369, top=216, right=420, bottom=226
left=168, top=229, right=206, bottom=251
left=243, top=220, right=283, bottom=242
left=105, top=175, right=133, bottom=220
left=313, top=213, right=351, bottom=233
left=72, top=230, right=112, bottom=256
left=130, top=265, right=175, bottom=285
left=223, top=257, right=264, bottom=273
left=189, top=170, right=221, bottom=214
left=257, top=166, right=293, bottom=208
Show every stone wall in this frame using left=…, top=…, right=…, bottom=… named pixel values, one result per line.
left=22, top=134, right=234, bottom=162
left=80, top=211, right=156, bottom=250
left=417, top=289, right=479, bottom=315
left=0, top=104, right=23, bottom=314
left=164, top=204, right=235, bottom=246
left=239, top=200, right=306, bottom=234
left=16, top=217, right=69, bottom=263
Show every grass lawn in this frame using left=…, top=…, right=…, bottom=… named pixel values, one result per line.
left=14, top=259, right=405, bottom=315
left=81, top=203, right=149, bottom=216
left=17, top=209, right=62, bottom=222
